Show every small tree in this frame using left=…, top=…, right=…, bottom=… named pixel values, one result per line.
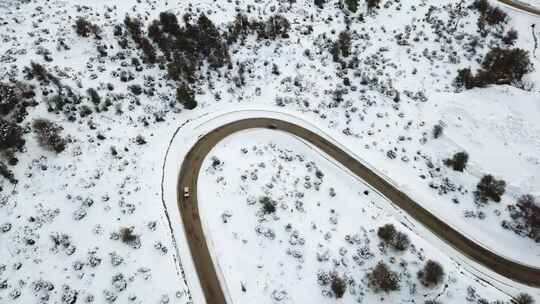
left=74, top=17, right=99, bottom=38
left=345, top=0, right=359, bottom=12
left=418, top=260, right=444, bottom=287
left=33, top=119, right=67, bottom=153
left=176, top=84, right=197, bottom=110
left=444, top=151, right=469, bottom=172
left=330, top=273, right=347, bottom=298
left=432, top=124, right=444, bottom=139
left=367, top=262, right=400, bottom=292
left=377, top=224, right=396, bottom=243
left=474, top=174, right=506, bottom=204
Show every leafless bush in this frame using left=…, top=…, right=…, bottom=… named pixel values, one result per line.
left=367, top=262, right=400, bottom=292
left=33, top=119, right=67, bottom=153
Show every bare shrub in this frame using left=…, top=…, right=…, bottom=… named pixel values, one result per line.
left=0, top=118, right=25, bottom=151
left=367, top=262, right=400, bottom=292
left=330, top=273, right=346, bottom=298
left=33, top=119, right=67, bottom=153
left=418, top=260, right=444, bottom=287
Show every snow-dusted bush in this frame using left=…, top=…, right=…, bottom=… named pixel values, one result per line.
left=0, top=83, right=19, bottom=115
left=260, top=196, right=277, bottom=215
left=417, top=260, right=444, bottom=287
left=74, top=17, right=100, bottom=39
left=432, top=124, right=443, bottom=139
left=330, top=273, right=346, bottom=298
left=377, top=223, right=396, bottom=242
left=514, top=293, right=535, bottom=304
left=0, top=118, right=24, bottom=152
left=176, top=84, right=197, bottom=110
left=367, top=0, right=381, bottom=10
left=33, top=119, right=66, bottom=153
left=444, top=151, right=469, bottom=172
left=474, top=175, right=506, bottom=204
left=331, top=31, right=352, bottom=62
left=367, top=262, right=400, bottom=292
left=377, top=223, right=410, bottom=251
left=344, top=0, right=359, bottom=12
left=506, top=195, right=540, bottom=242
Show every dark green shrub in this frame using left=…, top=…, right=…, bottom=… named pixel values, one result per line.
left=474, top=174, right=506, bottom=204
left=176, top=84, right=197, bottom=110
left=345, top=0, right=359, bottom=12
left=377, top=224, right=396, bottom=242
left=418, top=260, right=444, bottom=287
left=444, top=151, right=469, bottom=172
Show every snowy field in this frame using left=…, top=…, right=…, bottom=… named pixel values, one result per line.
left=198, top=128, right=513, bottom=303
left=0, top=0, right=539, bottom=303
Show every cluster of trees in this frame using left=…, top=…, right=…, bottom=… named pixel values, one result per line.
left=454, top=48, right=532, bottom=90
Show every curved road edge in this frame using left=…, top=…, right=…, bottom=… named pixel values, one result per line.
left=498, top=0, right=540, bottom=15
left=177, top=118, right=540, bottom=304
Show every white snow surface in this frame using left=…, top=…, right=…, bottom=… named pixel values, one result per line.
left=0, top=0, right=539, bottom=303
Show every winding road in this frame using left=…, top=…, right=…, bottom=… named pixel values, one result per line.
left=177, top=118, right=540, bottom=304
left=498, top=0, right=540, bottom=15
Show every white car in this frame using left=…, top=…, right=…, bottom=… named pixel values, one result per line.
left=183, top=187, right=190, bottom=198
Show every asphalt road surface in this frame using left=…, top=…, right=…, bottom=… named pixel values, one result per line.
left=177, top=118, right=540, bottom=304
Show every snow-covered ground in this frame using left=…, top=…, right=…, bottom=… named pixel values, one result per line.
left=198, top=128, right=514, bottom=303
left=0, top=0, right=539, bottom=303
